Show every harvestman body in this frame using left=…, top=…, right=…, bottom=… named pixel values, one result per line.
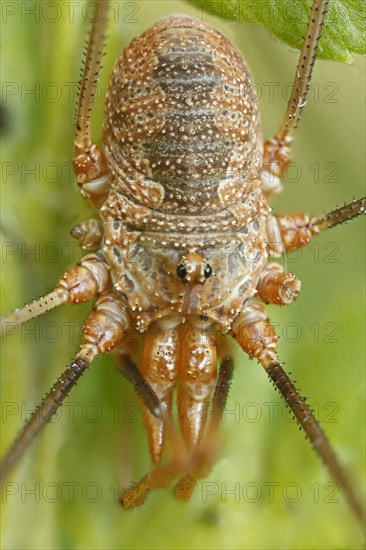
left=1, top=0, right=365, bottom=524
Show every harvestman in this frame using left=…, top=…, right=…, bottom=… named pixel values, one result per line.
left=1, top=0, right=365, bottom=525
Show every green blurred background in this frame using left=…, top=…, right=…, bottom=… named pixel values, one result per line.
left=1, top=1, right=365, bottom=549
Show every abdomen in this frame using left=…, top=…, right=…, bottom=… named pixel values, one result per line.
left=103, top=15, right=262, bottom=215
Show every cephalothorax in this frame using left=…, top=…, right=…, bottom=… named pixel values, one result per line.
left=1, top=0, right=365, bottom=525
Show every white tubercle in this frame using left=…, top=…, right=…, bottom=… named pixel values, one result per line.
left=262, top=170, right=282, bottom=194
left=82, top=175, right=110, bottom=195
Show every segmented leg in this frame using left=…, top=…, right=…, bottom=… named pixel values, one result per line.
left=310, top=196, right=366, bottom=232
left=1, top=355, right=90, bottom=482
left=0, top=254, right=110, bottom=335
left=263, top=361, right=365, bottom=528
left=114, top=354, right=160, bottom=509
left=0, top=295, right=130, bottom=481
left=266, top=197, right=366, bottom=255
left=74, top=0, right=109, bottom=150
left=262, top=0, right=330, bottom=194
left=1, top=0, right=112, bottom=483
left=73, top=0, right=110, bottom=208
left=115, top=355, right=164, bottom=420
left=231, top=300, right=364, bottom=527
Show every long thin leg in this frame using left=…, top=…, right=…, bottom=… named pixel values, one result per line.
left=310, top=196, right=366, bottom=232
left=1, top=294, right=130, bottom=481
left=266, top=197, right=366, bottom=254
left=115, top=355, right=163, bottom=420
left=2, top=0, right=111, bottom=482
left=263, top=360, right=365, bottom=527
left=210, top=356, right=234, bottom=426
left=174, top=356, right=234, bottom=500
left=1, top=289, right=69, bottom=335
left=74, top=0, right=109, bottom=151
left=274, top=0, right=330, bottom=145
left=232, top=302, right=365, bottom=527
left=73, top=0, right=110, bottom=208
left=0, top=350, right=93, bottom=482
left=1, top=254, right=110, bottom=335
left=262, top=0, right=331, bottom=193
left=114, top=354, right=165, bottom=508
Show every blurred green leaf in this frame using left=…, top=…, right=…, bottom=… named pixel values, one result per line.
left=186, top=0, right=366, bottom=62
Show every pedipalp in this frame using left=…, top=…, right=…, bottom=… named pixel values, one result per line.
left=118, top=350, right=234, bottom=509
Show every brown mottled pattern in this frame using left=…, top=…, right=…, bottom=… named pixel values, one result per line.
left=100, top=15, right=270, bottom=331
left=103, top=15, right=262, bottom=215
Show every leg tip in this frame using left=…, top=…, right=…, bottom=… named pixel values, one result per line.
left=119, top=476, right=151, bottom=509
left=174, top=474, right=197, bottom=501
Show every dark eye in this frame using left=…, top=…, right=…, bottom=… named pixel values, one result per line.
left=204, top=265, right=212, bottom=278
left=176, top=264, right=187, bottom=279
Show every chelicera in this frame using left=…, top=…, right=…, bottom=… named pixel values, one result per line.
left=1, top=0, right=365, bottom=525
